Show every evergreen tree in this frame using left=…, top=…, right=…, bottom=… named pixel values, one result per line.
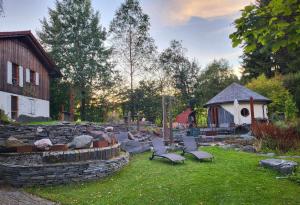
left=38, top=0, right=114, bottom=120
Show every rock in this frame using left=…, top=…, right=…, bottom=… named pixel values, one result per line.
left=260, top=159, right=298, bottom=175
left=105, top=127, right=114, bottom=132
left=68, top=135, right=93, bottom=149
left=241, top=145, right=256, bottom=153
left=34, top=138, right=53, bottom=151
left=128, top=132, right=135, bottom=140
left=120, top=141, right=150, bottom=154
left=240, top=132, right=255, bottom=140
left=36, top=127, right=44, bottom=133
left=221, top=144, right=240, bottom=150
left=5, top=137, right=25, bottom=147
left=257, top=153, right=276, bottom=157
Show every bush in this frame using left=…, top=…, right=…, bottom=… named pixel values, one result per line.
left=252, top=122, right=300, bottom=153
left=0, top=109, right=10, bottom=124
left=247, top=74, right=298, bottom=120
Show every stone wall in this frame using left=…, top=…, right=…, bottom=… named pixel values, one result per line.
left=0, top=124, right=128, bottom=146
left=0, top=152, right=129, bottom=187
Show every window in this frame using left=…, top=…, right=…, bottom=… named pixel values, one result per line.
left=30, top=70, right=35, bottom=84
left=241, top=108, right=250, bottom=117
left=12, top=63, right=19, bottom=86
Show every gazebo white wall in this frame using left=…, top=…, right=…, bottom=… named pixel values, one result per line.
left=221, top=102, right=268, bottom=125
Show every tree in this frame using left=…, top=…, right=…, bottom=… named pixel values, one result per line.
left=283, top=72, right=300, bottom=115
left=246, top=74, right=298, bottom=120
left=121, top=80, right=161, bottom=123
left=159, top=40, right=200, bottom=103
left=38, top=0, right=114, bottom=120
left=230, top=0, right=300, bottom=77
left=194, top=59, right=239, bottom=106
left=109, top=0, right=156, bottom=92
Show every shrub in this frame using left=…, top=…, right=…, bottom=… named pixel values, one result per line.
left=0, top=109, right=10, bottom=124
left=246, top=74, right=298, bottom=120
left=252, top=122, right=300, bottom=153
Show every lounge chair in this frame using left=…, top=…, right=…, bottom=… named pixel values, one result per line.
left=149, top=137, right=185, bottom=163
left=182, top=137, right=213, bottom=161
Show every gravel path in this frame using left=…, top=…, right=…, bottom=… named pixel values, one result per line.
left=0, top=185, right=57, bottom=205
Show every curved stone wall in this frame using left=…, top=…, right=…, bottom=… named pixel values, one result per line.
left=0, top=152, right=129, bottom=187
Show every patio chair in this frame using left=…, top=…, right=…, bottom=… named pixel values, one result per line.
left=182, top=137, right=213, bottom=161
left=149, top=137, right=185, bottom=164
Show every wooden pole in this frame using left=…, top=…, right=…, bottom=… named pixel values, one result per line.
left=162, top=95, right=168, bottom=140
left=169, top=97, right=173, bottom=144
left=250, top=97, right=255, bottom=125
left=137, top=112, right=140, bottom=131
left=69, top=87, right=74, bottom=121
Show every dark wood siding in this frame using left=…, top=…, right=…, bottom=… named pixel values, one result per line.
left=0, top=38, right=50, bottom=100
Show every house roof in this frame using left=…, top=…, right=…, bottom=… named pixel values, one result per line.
left=204, top=83, right=271, bottom=107
left=0, top=30, right=62, bottom=77
left=175, top=108, right=193, bottom=124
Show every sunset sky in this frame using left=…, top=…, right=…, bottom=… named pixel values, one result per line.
left=0, top=0, right=253, bottom=71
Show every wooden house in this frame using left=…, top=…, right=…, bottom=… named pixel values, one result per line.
left=0, top=31, right=61, bottom=120
left=204, top=83, right=271, bottom=128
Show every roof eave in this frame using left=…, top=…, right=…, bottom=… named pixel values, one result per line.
left=204, top=99, right=272, bottom=108
left=0, top=31, right=62, bottom=78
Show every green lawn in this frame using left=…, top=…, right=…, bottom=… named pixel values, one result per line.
left=27, top=147, right=300, bottom=205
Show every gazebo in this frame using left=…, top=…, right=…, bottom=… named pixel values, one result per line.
left=204, top=83, right=271, bottom=128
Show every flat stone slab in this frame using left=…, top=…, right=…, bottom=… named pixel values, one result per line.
left=0, top=185, right=56, bottom=205
left=120, top=141, right=150, bottom=154
left=260, top=158, right=298, bottom=175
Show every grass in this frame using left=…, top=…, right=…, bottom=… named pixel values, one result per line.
left=26, top=147, right=300, bottom=205
left=22, top=121, right=59, bottom=125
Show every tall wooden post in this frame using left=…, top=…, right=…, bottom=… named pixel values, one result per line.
left=137, top=112, right=140, bottom=131
left=162, top=95, right=168, bottom=140
left=60, top=105, right=64, bottom=121
left=169, top=97, right=173, bottom=144
left=250, top=97, right=255, bottom=125
left=69, top=87, right=74, bottom=121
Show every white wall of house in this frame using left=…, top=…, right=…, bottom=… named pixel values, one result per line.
left=0, top=91, right=49, bottom=119
left=221, top=102, right=268, bottom=125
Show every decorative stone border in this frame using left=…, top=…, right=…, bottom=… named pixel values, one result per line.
left=0, top=152, right=129, bottom=187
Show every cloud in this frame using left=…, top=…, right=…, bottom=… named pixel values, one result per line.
left=145, top=0, right=253, bottom=26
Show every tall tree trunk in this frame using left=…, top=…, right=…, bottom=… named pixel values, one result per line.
left=129, top=27, right=135, bottom=120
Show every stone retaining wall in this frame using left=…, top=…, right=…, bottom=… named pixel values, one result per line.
left=0, top=144, right=121, bottom=165
left=0, top=152, right=129, bottom=187
left=0, top=124, right=128, bottom=146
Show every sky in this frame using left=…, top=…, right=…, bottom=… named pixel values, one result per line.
left=0, top=0, right=253, bottom=72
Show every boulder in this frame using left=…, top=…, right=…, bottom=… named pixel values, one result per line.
left=241, top=145, right=256, bottom=153
left=68, top=135, right=93, bottom=149
left=5, top=136, right=25, bottom=147
left=34, top=138, right=53, bottom=151
left=88, top=130, right=111, bottom=143
left=105, top=127, right=114, bottom=132
left=260, top=158, right=298, bottom=175
left=120, top=140, right=150, bottom=154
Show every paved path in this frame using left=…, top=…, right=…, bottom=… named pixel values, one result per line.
left=0, top=185, right=57, bottom=205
